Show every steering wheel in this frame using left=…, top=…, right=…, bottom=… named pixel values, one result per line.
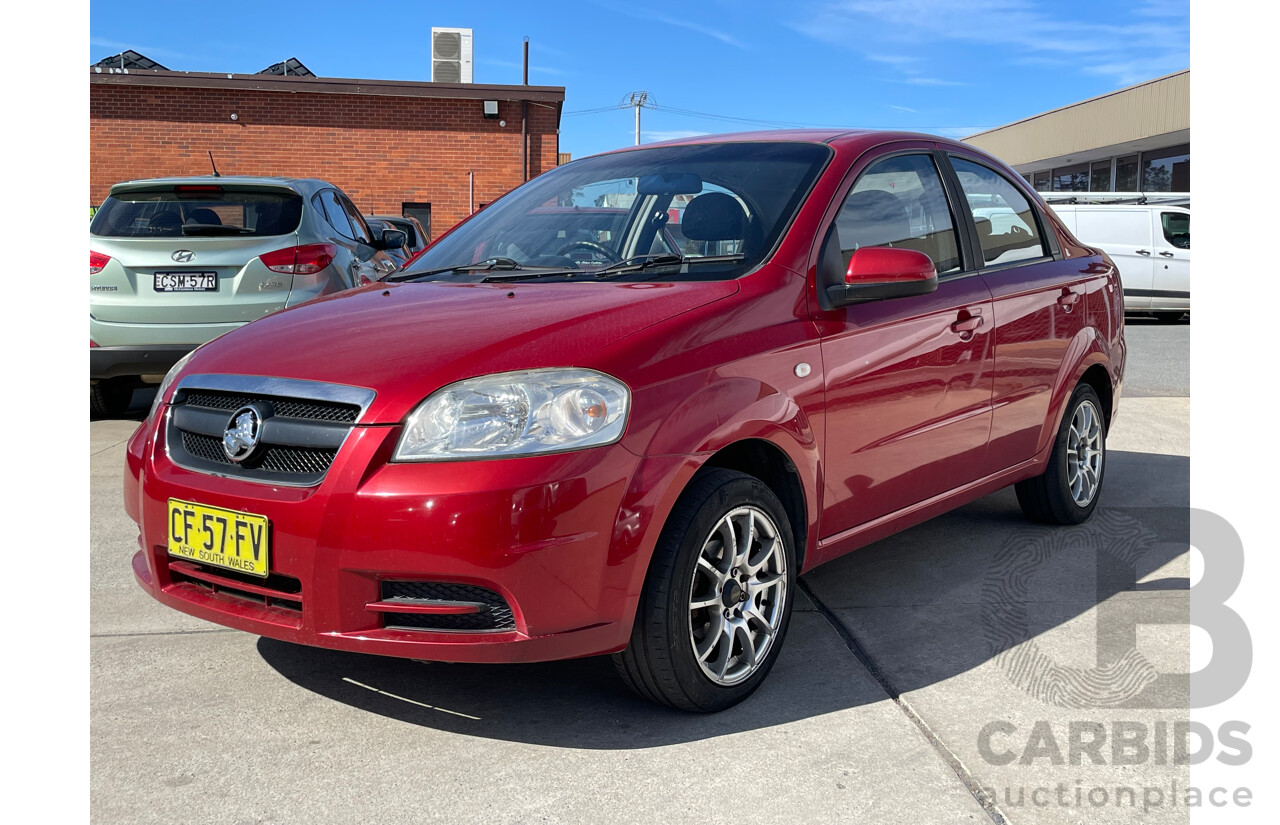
left=555, top=240, right=623, bottom=263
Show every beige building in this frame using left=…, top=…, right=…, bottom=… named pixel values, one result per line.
left=964, top=70, right=1189, bottom=193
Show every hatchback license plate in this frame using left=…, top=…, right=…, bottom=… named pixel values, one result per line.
left=155, top=272, right=217, bottom=292
left=167, top=499, right=270, bottom=577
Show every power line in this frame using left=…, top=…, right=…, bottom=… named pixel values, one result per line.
left=562, top=99, right=973, bottom=133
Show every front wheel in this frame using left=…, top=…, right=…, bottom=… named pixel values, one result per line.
left=613, top=469, right=796, bottom=712
left=1015, top=384, right=1107, bottom=524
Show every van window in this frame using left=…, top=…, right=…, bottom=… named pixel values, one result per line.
left=1161, top=212, right=1190, bottom=249
left=1076, top=210, right=1150, bottom=246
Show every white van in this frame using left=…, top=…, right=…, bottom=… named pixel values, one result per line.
left=1048, top=203, right=1189, bottom=321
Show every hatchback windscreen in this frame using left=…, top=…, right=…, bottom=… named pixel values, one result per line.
left=91, top=186, right=304, bottom=238
left=396, top=142, right=831, bottom=282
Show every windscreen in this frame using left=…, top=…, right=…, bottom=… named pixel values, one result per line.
left=90, top=186, right=303, bottom=238
left=401, top=142, right=832, bottom=282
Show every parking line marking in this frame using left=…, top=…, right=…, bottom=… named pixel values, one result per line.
left=342, top=677, right=481, bottom=720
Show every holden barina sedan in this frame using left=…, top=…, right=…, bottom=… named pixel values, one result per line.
left=125, top=131, right=1125, bottom=712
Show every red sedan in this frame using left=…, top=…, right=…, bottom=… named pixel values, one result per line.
left=125, top=130, right=1124, bottom=711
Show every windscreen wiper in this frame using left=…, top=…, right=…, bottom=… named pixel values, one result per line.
left=593, top=253, right=747, bottom=280
left=384, top=257, right=522, bottom=282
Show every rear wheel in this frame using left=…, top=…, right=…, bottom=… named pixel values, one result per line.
left=1015, top=383, right=1106, bottom=525
left=90, top=380, right=135, bottom=418
left=613, top=469, right=796, bottom=712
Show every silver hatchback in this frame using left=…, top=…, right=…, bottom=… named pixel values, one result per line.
left=90, top=177, right=405, bottom=416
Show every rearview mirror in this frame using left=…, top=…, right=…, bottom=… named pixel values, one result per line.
left=825, top=247, right=938, bottom=306
left=637, top=172, right=703, bottom=195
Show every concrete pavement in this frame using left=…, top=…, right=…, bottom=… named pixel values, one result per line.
left=90, top=323, right=1190, bottom=824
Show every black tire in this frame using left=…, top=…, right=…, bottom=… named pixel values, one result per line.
left=1015, top=383, right=1107, bottom=525
left=90, top=380, right=134, bottom=419
left=612, top=468, right=796, bottom=712
left=1154, top=311, right=1185, bottom=324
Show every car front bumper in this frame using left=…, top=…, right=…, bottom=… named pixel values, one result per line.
left=125, top=415, right=668, bottom=664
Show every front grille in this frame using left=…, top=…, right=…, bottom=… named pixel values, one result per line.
left=183, top=391, right=360, bottom=424
left=169, top=560, right=303, bottom=612
left=180, top=432, right=338, bottom=475
left=379, top=581, right=516, bottom=632
left=166, top=377, right=374, bottom=486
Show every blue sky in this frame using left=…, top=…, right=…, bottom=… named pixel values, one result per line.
left=89, top=0, right=1189, bottom=160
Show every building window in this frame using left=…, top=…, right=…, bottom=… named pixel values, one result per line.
left=1141, top=144, right=1190, bottom=192
left=1115, top=155, right=1139, bottom=191
left=1032, top=170, right=1051, bottom=191
left=1090, top=160, right=1112, bottom=191
left=402, top=202, right=431, bottom=240
left=1051, top=162, right=1089, bottom=191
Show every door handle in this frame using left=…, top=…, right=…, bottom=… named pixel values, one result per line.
left=1135, top=249, right=1151, bottom=255
left=1057, top=290, right=1081, bottom=311
left=1159, top=251, right=1175, bottom=258
left=950, top=314, right=983, bottom=336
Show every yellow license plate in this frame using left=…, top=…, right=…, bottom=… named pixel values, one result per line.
left=167, top=499, right=270, bottom=578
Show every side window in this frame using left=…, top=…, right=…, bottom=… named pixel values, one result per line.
left=316, top=190, right=356, bottom=240
left=1161, top=211, right=1190, bottom=249
left=834, top=153, right=961, bottom=274
left=338, top=196, right=373, bottom=245
left=950, top=157, right=1046, bottom=266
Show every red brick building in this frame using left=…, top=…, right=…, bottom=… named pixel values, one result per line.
left=90, top=68, right=565, bottom=238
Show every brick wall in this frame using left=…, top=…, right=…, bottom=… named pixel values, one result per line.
left=90, top=84, right=560, bottom=234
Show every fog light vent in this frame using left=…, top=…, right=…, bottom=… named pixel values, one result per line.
left=376, top=581, right=515, bottom=632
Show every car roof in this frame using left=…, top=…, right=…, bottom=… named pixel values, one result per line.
left=108, top=176, right=335, bottom=194
left=595, top=128, right=964, bottom=155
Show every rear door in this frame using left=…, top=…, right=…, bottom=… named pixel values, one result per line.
left=944, top=152, right=1098, bottom=472
left=89, top=184, right=305, bottom=324
left=816, top=147, right=995, bottom=540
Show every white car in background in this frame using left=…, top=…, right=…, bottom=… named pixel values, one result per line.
left=1048, top=203, right=1190, bottom=322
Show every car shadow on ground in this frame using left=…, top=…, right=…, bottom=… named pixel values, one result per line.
left=90, top=386, right=156, bottom=422
left=256, top=449, right=1188, bottom=748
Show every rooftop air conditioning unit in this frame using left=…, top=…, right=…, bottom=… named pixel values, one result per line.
left=432, top=27, right=474, bottom=84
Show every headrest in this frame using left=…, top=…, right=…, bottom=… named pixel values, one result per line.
left=681, top=192, right=747, bottom=241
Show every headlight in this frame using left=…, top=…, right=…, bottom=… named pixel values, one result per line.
left=147, top=349, right=196, bottom=422
left=394, top=369, right=630, bottom=461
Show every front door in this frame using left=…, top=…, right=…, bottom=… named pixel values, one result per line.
left=817, top=151, right=994, bottom=539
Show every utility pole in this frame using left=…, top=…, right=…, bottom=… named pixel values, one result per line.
left=627, top=91, right=650, bottom=146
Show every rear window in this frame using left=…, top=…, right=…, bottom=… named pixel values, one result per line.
left=90, top=186, right=303, bottom=238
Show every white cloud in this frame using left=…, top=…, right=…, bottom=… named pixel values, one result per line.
left=889, top=105, right=918, bottom=113
left=481, top=59, right=569, bottom=77
left=792, top=0, right=1188, bottom=86
left=595, top=3, right=747, bottom=48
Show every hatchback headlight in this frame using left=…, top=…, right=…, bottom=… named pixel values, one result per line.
left=394, top=369, right=630, bottom=461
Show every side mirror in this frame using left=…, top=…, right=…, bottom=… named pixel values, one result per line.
left=380, top=228, right=408, bottom=250
left=825, top=247, right=938, bottom=307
